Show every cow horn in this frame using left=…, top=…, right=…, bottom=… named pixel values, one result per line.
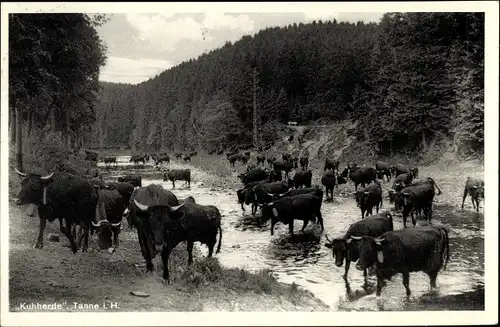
left=325, top=234, right=332, bottom=243
left=134, top=199, right=149, bottom=211
left=41, top=172, right=54, bottom=180
left=388, top=189, right=394, bottom=194
left=14, top=168, right=28, bottom=177
left=402, top=192, right=410, bottom=196
left=170, top=202, right=185, bottom=212
left=472, top=185, right=478, bottom=189
left=363, top=191, right=369, bottom=195
left=374, top=237, right=385, bottom=245
left=267, top=192, right=274, bottom=197
left=111, top=221, right=122, bottom=227
left=350, top=236, right=362, bottom=240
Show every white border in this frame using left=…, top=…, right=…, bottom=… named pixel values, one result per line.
left=1, top=2, right=498, bottom=326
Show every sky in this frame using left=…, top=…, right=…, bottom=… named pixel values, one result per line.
left=96, top=11, right=384, bottom=85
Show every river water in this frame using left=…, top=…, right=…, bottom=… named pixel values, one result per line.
left=97, top=156, right=484, bottom=311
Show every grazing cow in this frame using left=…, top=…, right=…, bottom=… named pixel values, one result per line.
left=268, top=169, right=283, bottom=182
left=133, top=199, right=222, bottom=284
left=300, top=156, right=309, bottom=170
left=128, top=184, right=179, bottom=275
left=262, top=193, right=324, bottom=236
left=375, top=161, right=392, bottom=182
left=390, top=164, right=410, bottom=178
left=183, top=154, right=192, bottom=162
left=324, top=212, right=394, bottom=289
left=267, top=156, right=277, bottom=167
left=238, top=167, right=268, bottom=185
left=245, top=181, right=291, bottom=215
left=354, top=181, right=383, bottom=219
left=84, top=150, right=98, bottom=162
left=104, top=157, right=117, bottom=165
left=353, top=226, right=450, bottom=297
left=273, top=161, right=294, bottom=179
left=392, top=172, right=414, bottom=192
left=342, top=166, right=377, bottom=191
left=400, top=177, right=442, bottom=227
left=163, top=169, right=191, bottom=189
left=154, top=153, right=170, bottom=165
left=324, top=158, right=340, bottom=172
left=118, top=174, right=142, bottom=188
left=93, top=189, right=126, bottom=251
left=461, top=177, right=484, bottom=212
left=14, top=169, right=105, bottom=253
left=174, top=153, right=183, bottom=159
left=130, top=155, right=146, bottom=165
left=256, top=154, right=266, bottom=165
left=106, top=182, right=135, bottom=205
left=293, top=170, right=312, bottom=189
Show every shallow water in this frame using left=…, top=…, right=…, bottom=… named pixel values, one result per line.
left=98, top=156, right=484, bottom=311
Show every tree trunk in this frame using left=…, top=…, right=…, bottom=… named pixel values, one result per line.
left=421, top=130, right=428, bottom=151
left=15, top=103, right=23, bottom=171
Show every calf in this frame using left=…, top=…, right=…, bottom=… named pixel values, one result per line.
left=324, top=212, right=394, bottom=290
left=400, top=177, right=442, bottom=227
left=163, top=169, right=191, bottom=189
left=262, top=193, right=324, bottom=236
left=375, top=161, right=392, bottom=182
left=324, top=158, right=340, bottom=172
left=353, top=226, right=450, bottom=297
left=321, top=171, right=337, bottom=201
left=118, top=174, right=142, bottom=188
left=461, top=177, right=484, bottom=212
left=133, top=200, right=222, bottom=284
left=354, top=181, right=383, bottom=219
left=299, top=156, right=309, bottom=170
left=228, top=154, right=238, bottom=167
left=293, top=170, right=312, bottom=188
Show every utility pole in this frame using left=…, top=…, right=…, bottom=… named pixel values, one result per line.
left=252, top=67, right=258, bottom=150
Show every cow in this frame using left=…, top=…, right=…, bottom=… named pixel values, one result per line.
left=118, top=174, right=142, bottom=188
left=262, top=193, right=324, bottom=236
left=410, top=167, right=419, bottom=178
left=353, top=226, right=450, bottom=297
left=245, top=181, right=291, bottom=215
left=179, top=196, right=196, bottom=204
left=163, top=169, right=191, bottom=189
left=291, top=156, right=299, bottom=169
left=127, top=184, right=179, bottom=275
left=236, top=180, right=268, bottom=212
left=282, top=153, right=293, bottom=162
left=130, top=155, right=146, bottom=165
left=189, top=151, right=198, bottom=157
left=154, top=153, right=170, bottom=165
left=256, top=154, right=266, bottom=165
left=267, top=156, right=277, bottom=167
left=299, top=156, right=309, bottom=170
left=246, top=164, right=257, bottom=172
left=106, top=182, right=135, bottom=205
left=400, top=177, right=442, bottom=228
left=228, top=154, right=239, bottom=167
left=182, top=154, right=192, bottom=162
left=274, top=185, right=324, bottom=205
left=321, top=171, right=336, bottom=201
left=132, top=199, right=223, bottom=284
left=388, top=189, right=404, bottom=211
left=84, top=150, right=98, bottom=162
left=273, top=161, right=294, bottom=179
left=324, top=212, right=394, bottom=291
left=84, top=167, right=101, bottom=179
left=93, top=189, right=126, bottom=251
left=461, top=177, right=484, bottom=212
left=14, top=169, right=105, bottom=253
left=375, top=161, right=392, bottom=182
left=392, top=172, right=414, bottom=192
left=293, top=170, right=312, bottom=189
left=324, top=158, right=340, bottom=172
left=174, top=153, right=183, bottom=159
left=390, top=164, right=410, bottom=178
left=268, top=169, right=283, bottom=182
left=216, top=149, right=224, bottom=155
left=342, top=166, right=377, bottom=191
left=238, top=153, right=250, bottom=164
left=238, top=167, right=268, bottom=185
left=354, top=181, right=383, bottom=219
left=103, top=157, right=117, bottom=166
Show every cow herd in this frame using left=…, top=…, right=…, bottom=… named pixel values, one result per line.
left=12, top=150, right=485, bottom=298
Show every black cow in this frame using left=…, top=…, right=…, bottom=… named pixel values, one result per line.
left=154, top=153, right=170, bottom=165
left=132, top=199, right=223, bottom=284
left=392, top=172, right=414, bottom=192
left=262, top=193, right=324, bottom=236
left=216, top=149, right=224, bottom=155
left=236, top=180, right=268, bottom=212
left=128, top=184, right=179, bottom=275
left=324, top=212, right=394, bottom=290
left=163, top=169, right=191, bottom=189
left=354, top=181, right=383, bottom=219
left=180, top=196, right=196, bottom=204
left=461, top=177, right=484, bottom=212
left=238, top=153, right=250, bottom=164
left=353, top=226, right=450, bottom=297
left=245, top=181, right=291, bottom=215
left=300, top=156, right=309, bottom=170
left=14, top=169, right=105, bottom=253
left=174, top=153, right=183, bottom=159
left=390, top=164, right=410, bottom=178
left=238, top=167, right=268, bottom=185
left=104, top=157, right=117, bottom=165
left=118, top=174, right=142, bottom=188
left=93, top=189, right=126, bottom=251
left=321, top=171, right=337, bottom=201
left=400, top=177, right=442, bottom=227
left=388, top=189, right=404, bottom=211
left=246, top=164, right=257, bottom=172
left=227, top=154, right=239, bottom=167
left=267, top=156, right=277, bottom=167
left=293, top=170, right=312, bottom=189
left=84, top=150, right=98, bottom=162
left=182, top=154, right=192, bottom=162
left=291, top=156, right=299, bottom=169
left=106, top=182, right=135, bottom=205
left=85, top=167, right=101, bottom=179
left=275, top=185, right=324, bottom=205
left=130, top=155, right=146, bottom=165
left=256, top=154, right=266, bottom=165
left=282, top=153, right=293, bottom=162
left=90, top=177, right=107, bottom=189
left=268, top=169, right=283, bottom=182
left=189, top=151, right=198, bottom=157
left=343, top=166, right=377, bottom=191
left=375, top=161, right=392, bottom=182
left=273, top=161, right=294, bottom=179
left=410, top=167, right=419, bottom=178
left=324, top=158, right=340, bottom=172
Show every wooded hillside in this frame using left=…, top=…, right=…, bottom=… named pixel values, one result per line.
left=93, top=13, right=484, bottom=159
